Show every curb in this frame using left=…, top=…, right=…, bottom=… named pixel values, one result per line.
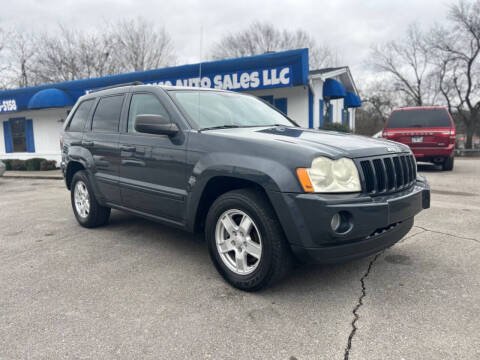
left=3, top=175, right=63, bottom=180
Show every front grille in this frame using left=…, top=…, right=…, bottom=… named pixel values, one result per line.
left=358, top=154, right=416, bottom=195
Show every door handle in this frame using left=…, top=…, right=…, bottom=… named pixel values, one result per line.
left=82, top=140, right=94, bottom=147
left=120, top=145, right=136, bottom=152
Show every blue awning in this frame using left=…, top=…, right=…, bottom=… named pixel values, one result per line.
left=28, top=88, right=75, bottom=109
left=323, top=78, right=346, bottom=100
left=344, top=91, right=362, bottom=108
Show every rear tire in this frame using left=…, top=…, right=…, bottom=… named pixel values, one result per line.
left=205, top=188, right=293, bottom=291
left=442, top=156, right=454, bottom=171
left=71, top=170, right=111, bottom=228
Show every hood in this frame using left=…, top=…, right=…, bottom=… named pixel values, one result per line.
left=210, top=126, right=410, bottom=158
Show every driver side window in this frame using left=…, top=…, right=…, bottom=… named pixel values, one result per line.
left=128, top=93, right=170, bottom=133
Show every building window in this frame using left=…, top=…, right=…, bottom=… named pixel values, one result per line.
left=3, top=118, right=35, bottom=153
left=10, top=118, right=27, bottom=152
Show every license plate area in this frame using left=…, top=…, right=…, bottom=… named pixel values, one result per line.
left=411, top=136, right=423, bottom=143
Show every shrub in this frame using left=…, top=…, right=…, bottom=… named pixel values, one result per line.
left=25, top=158, right=47, bottom=171
left=320, top=122, right=352, bottom=133
left=10, top=159, right=27, bottom=171
left=40, top=160, right=57, bottom=171
left=3, top=159, right=14, bottom=170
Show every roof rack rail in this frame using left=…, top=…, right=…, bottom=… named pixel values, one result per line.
left=88, top=81, right=143, bottom=93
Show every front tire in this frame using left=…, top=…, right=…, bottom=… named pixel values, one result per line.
left=71, top=170, right=111, bottom=228
left=205, top=189, right=292, bottom=291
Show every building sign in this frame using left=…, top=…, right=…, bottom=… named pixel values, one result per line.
left=149, top=66, right=292, bottom=90
left=0, top=49, right=308, bottom=113
left=0, top=99, right=17, bottom=113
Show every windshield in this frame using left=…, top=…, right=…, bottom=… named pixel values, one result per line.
left=168, top=90, right=295, bottom=129
left=387, top=108, right=452, bottom=128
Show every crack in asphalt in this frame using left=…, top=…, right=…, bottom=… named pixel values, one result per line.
left=343, top=226, right=479, bottom=359
left=413, top=225, right=480, bottom=244
left=343, top=251, right=384, bottom=360
left=398, top=229, right=428, bottom=244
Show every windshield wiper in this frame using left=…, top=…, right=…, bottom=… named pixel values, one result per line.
left=199, top=125, right=242, bottom=131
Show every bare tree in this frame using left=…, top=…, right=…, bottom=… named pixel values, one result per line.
left=430, top=0, right=480, bottom=148
left=12, top=18, right=175, bottom=85
left=355, top=80, right=399, bottom=135
left=109, top=18, right=176, bottom=72
left=33, top=26, right=85, bottom=83
left=0, top=28, right=10, bottom=88
left=5, top=30, right=38, bottom=87
left=371, top=23, right=434, bottom=106
left=75, top=32, right=119, bottom=78
left=210, top=21, right=338, bottom=69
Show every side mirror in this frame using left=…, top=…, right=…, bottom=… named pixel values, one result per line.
left=134, top=114, right=179, bottom=136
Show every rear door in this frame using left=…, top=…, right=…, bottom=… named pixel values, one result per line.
left=118, top=92, right=187, bottom=222
left=83, top=94, right=125, bottom=204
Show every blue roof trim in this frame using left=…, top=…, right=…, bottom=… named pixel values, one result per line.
left=0, top=48, right=309, bottom=113
left=344, top=91, right=362, bottom=108
left=323, top=78, right=346, bottom=100
left=28, top=88, right=74, bottom=109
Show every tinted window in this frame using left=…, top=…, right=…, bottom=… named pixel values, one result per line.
left=10, top=118, right=26, bottom=152
left=387, top=109, right=452, bottom=128
left=128, top=93, right=170, bottom=133
left=92, top=95, right=124, bottom=133
left=68, top=99, right=94, bottom=132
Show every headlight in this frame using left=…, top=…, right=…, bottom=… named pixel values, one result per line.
left=297, top=157, right=361, bottom=193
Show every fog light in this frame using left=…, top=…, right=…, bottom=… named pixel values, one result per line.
left=330, top=211, right=353, bottom=234
left=331, top=213, right=341, bottom=231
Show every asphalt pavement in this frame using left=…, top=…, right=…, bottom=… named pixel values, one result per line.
left=0, top=159, right=478, bottom=359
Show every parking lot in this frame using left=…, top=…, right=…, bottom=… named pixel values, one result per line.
left=0, top=159, right=479, bottom=360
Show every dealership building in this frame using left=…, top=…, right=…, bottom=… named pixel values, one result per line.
left=0, top=48, right=361, bottom=164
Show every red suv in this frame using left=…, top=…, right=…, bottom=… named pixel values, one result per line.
left=383, top=106, right=455, bottom=171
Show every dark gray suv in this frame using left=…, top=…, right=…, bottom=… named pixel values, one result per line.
left=61, top=83, right=430, bottom=291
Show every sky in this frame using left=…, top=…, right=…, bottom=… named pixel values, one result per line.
left=1, top=0, right=453, bottom=82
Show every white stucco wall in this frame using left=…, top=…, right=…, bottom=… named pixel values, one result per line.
left=0, top=107, right=70, bottom=164
left=246, top=85, right=309, bottom=128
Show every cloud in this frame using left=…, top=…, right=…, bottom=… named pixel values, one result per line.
left=1, top=0, right=450, bottom=77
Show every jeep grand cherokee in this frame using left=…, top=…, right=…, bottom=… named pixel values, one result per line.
left=61, top=83, right=430, bottom=291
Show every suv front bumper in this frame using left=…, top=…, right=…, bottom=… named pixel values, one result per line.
left=269, top=177, right=430, bottom=264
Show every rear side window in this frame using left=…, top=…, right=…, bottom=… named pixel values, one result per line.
left=92, top=95, right=124, bottom=133
left=387, top=109, right=452, bottom=128
left=68, top=99, right=94, bottom=132
left=128, top=93, right=170, bottom=133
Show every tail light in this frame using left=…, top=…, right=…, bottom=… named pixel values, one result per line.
left=449, top=129, right=456, bottom=140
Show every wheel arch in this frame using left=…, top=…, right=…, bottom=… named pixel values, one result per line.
left=190, top=175, right=276, bottom=234
left=65, top=160, right=86, bottom=190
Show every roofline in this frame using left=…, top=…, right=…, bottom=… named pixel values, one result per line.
left=393, top=106, right=447, bottom=111
left=308, top=66, right=359, bottom=95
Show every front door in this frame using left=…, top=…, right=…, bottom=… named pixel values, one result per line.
left=118, top=92, right=187, bottom=223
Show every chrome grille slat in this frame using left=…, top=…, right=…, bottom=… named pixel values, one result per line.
left=358, top=154, right=416, bottom=196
